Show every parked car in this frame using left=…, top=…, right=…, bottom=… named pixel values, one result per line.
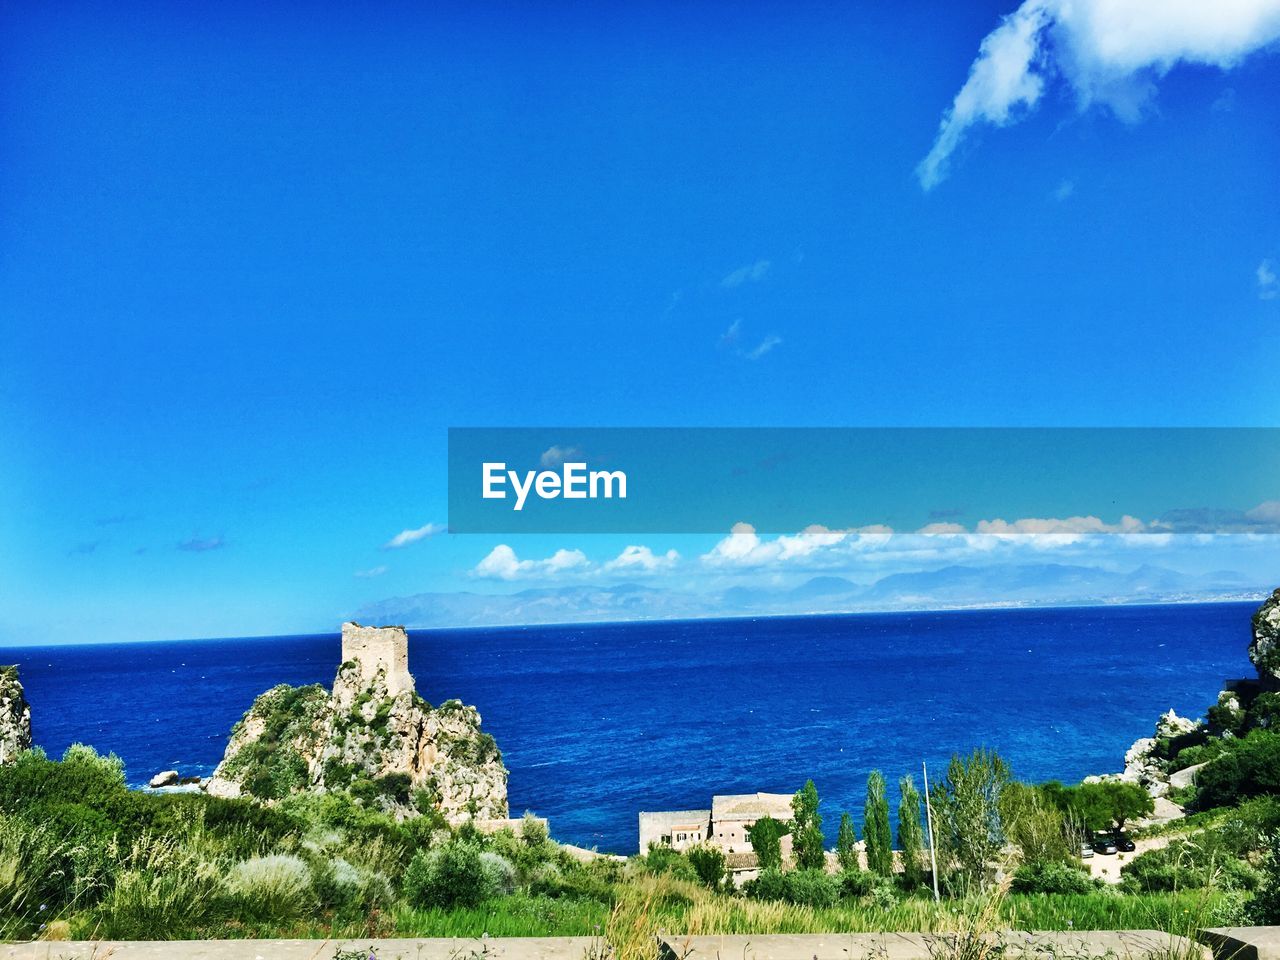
left=1080, top=840, right=1094, bottom=859
left=1115, top=833, right=1136, bottom=852
left=1092, top=835, right=1118, bottom=855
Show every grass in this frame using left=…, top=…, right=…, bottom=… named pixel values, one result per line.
left=393, top=893, right=610, bottom=936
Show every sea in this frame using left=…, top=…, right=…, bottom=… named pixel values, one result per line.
left=0, top=602, right=1256, bottom=854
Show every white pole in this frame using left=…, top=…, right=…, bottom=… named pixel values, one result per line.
left=923, top=760, right=940, bottom=902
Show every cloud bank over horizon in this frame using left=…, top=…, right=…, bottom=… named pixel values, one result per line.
left=919, top=0, right=1280, bottom=189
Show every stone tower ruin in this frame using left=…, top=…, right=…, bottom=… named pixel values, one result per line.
left=340, top=622, right=415, bottom=697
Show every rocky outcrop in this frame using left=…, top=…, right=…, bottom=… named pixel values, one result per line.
left=1250, top=588, right=1280, bottom=682
left=205, top=623, right=507, bottom=822
left=149, top=770, right=179, bottom=788
left=0, top=666, right=32, bottom=764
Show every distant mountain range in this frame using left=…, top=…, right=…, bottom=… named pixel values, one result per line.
left=355, top=563, right=1268, bottom=629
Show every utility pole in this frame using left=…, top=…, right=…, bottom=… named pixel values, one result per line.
left=923, top=760, right=940, bottom=902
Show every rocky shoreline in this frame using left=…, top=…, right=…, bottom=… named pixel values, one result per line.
left=1087, top=587, right=1280, bottom=823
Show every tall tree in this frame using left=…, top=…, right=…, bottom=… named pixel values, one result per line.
left=864, top=770, right=893, bottom=877
left=836, top=811, right=859, bottom=873
left=933, top=749, right=1011, bottom=893
left=747, top=815, right=787, bottom=871
left=791, top=779, right=825, bottom=870
left=897, top=774, right=926, bottom=889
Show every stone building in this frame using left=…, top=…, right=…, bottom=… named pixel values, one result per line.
left=638, top=791, right=794, bottom=857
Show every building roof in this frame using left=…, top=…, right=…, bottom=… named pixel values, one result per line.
left=711, top=792, right=794, bottom=821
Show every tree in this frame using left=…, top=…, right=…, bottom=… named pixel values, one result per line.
left=747, top=815, right=787, bottom=871
left=791, top=779, right=825, bottom=870
left=1070, top=780, right=1154, bottom=833
left=864, top=770, right=893, bottom=877
left=932, top=749, right=1011, bottom=893
left=836, top=811, right=859, bottom=872
left=687, top=843, right=727, bottom=890
left=898, top=774, right=926, bottom=889
left=1001, top=781, right=1073, bottom=864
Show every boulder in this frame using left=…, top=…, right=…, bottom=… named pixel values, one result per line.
left=0, top=666, right=32, bottom=764
left=1251, top=588, right=1280, bottom=683
left=149, top=769, right=180, bottom=788
left=1168, top=761, right=1208, bottom=791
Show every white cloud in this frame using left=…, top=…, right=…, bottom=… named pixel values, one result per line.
left=1259, top=259, right=1279, bottom=299
left=540, top=445, right=586, bottom=468
left=918, top=0, right=1280, bottom=189
left=719, top=319, right=742, bottom=348
left=721, top=260, right=771, bottom=288
left=702, top=523, right=869, bottom=567
left=604, top=545, right=681, bottom=573
left=383, top=523, right=445, bottom=549
left=1053, top=179, right=1075, bottom=201
left=746, top=335, right=783, bottom=360
left=473, top=544, right=590, bottom=580
left=355, top=565, right=388, bottom=579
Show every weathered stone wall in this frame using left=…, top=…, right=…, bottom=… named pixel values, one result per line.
left=0, top=665, right=32, bottom=765
left=340, top=622, right=414, bottom=698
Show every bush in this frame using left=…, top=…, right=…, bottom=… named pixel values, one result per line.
left=1010, top=859, right=1099, bottom=894
left=1196, top=731, right=1280, bottom=810
left=1247, top=693, right=1280, bottom=732
left=838, top=868, right=877, bottom=897
left=782, top=868, right=841, bottom=907
left=745, top=866, right=787, bottom=901
left=640, top=843, right=698, bottom=882
left=479, top=850, right=517, bottom=896
left=1121, top=837, right=1261, bottom=892
left=225, top=854, right=313, bottom=922
left=402, top=840, right=496, bottom=909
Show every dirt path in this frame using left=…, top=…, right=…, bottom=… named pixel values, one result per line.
left=1085, top=834, right=1174, bottom=884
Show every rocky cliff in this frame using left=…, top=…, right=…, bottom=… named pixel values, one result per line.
left=1249, top=587, right=1280, bottom=682
left=205, top=623, right=507, bottom=822
left=0, top=666, right=32, bottom=764
left=1113, top=589, right=1280, bottom=805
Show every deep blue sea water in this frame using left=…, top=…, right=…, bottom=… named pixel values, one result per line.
left=0, top=602, right=1256, bottom=854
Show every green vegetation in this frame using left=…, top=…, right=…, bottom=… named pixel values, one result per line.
left=0, top=739, right=1272, bottom=950
left=863, top=770, right=893, bottom=878
left=789, top=779, right=824, bottom=871
left=746, top=816, right=786, bottom=871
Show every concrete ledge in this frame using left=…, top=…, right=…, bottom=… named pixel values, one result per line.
left=2, top=935, right=598, bottom=960
left=1197, top=928, right=1280, bottom=960
left=659, top=931, right=1211, bottom=960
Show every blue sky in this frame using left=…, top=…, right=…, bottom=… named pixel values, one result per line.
left=2, top=1, right=1279, bottom=643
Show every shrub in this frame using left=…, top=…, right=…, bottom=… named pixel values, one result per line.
left=640, top=843, right=697, bottom=882
left=1121, top=837, right=1261, bottom=892
left=479, top=850, right=517, bottom=896
left=308, top=855, right=391, bottom=917
left=1247, top=693, right=1280, bottom=732
left=686, top=844, right=726, bottom=890
left=839, top=868, right=877, bottom=897
left=1248, top=831, right=1280, bottom=923
left=744, top=866, right=787, bottom=901
left=1196, top=731, right=1280, bottom=810
left=402, top=840, right=495, bottom=909
left=1010, top=859, right=1099, bottom=894
left=782, top=868, right=841, bottom=907
left=225, top=854, right=313, bottom=922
